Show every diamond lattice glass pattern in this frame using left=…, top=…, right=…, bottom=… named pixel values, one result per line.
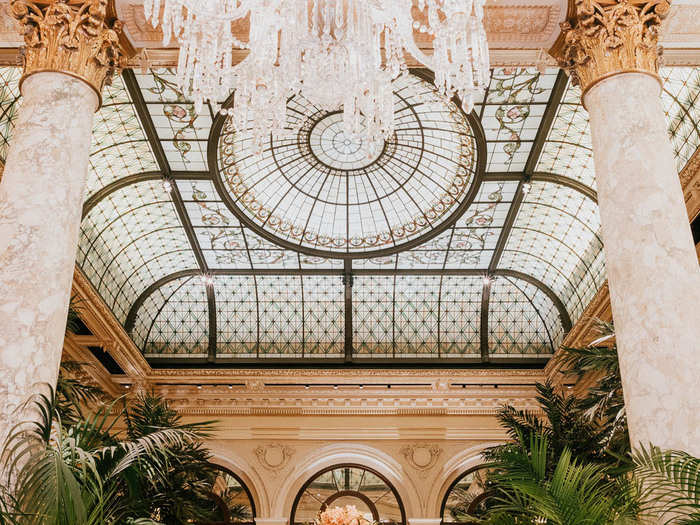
left=488, top=277, right=561, bottom=356
left=499, top=181, right=604, bottom=321
left=0, top=67, right=21, bottom=164
left=78, top=180, right=197, bottom=323
left=141, top=275, right=209, bottom=357
left=537, top=67, right=700, bottom=190
left=86, top=76, right=158, bottom=197
left=43, top=64, right=696, bottom=364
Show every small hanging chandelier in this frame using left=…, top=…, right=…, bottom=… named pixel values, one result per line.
left=144, top=0, right=490, bottom=151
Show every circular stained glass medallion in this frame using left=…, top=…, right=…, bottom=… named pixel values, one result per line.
left=217, top=73, right=480, bottom=257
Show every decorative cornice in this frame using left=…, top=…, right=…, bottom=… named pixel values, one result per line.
left=142, top=368, right=547, bottom=379
left=62, top=334, right=123, bottom=397
left=11, top=0, right=128, bottom=108
left=555, top=0, right=670, bottom=97
left=681, top=146, right=700, bottom=222
left=71, top=265, right=150, bottom=377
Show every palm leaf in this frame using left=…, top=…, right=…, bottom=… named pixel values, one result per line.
left=633, top=445, right=700, bottom=524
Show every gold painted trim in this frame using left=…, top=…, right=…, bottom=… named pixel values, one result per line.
left=19, top=69, right=102, bottom=111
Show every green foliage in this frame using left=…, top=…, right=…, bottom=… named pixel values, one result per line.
left=55, top=361, right=105, bottom=426
left=633, top=445, right=700, bottom=524
left=65, top=295, right=84, bottom=336
left=0, top=384, right=222, bottom=525
left=482, top=431, right=641, bottom=525
left=554, top=321, right=628, bottom=456
left=465, top=321, right=700, bottom=524
left=484, top=382, right=612, bottom=471
left=122, top=392, right=220, bottom=524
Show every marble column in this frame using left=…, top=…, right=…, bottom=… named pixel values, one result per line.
left=0, top=0, right=125, bottom=446
left=558, top=0, right=700, bottom=454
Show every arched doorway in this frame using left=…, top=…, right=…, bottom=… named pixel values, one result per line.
left=201, top=465, right=256, bottom=525
left=290, top=464, right=406, bottom=525
left=440, top=466, right=492, bottom=524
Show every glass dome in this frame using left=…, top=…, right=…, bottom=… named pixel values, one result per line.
left=217, top=72, right=479, bottom=257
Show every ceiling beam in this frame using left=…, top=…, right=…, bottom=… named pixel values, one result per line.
left=344, top=259, right=353, bottom=363
left=82, top=170, right=211, bottom=219
left=145, top=357, right=550, bottom=369
left=480, top=276, right=491, bottom=362
left=524, top=70, right=570, bottom=175
left=483, top=171, right=598, bottom=203
left=487, top=69, right=570, bottom=275
left=122, top=70, right=218, bottom=356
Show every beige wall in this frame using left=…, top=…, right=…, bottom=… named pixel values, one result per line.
left=156, top=373, right=545, bottom=522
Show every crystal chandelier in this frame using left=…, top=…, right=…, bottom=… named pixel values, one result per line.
left=144, top=0, right=490, bottom=150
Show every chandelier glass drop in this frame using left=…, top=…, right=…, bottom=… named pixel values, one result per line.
left=144, top=0, right=490, bottom=151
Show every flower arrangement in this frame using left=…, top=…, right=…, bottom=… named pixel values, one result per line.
left=317, top=505, right=367, bottom=525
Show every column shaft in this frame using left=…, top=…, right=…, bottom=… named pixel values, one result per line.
left=585, top=72, right=700, bottom=454
left=0, top=73, right=98, bottom=439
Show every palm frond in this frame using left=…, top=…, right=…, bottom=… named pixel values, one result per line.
left=633, top=445, right=700, bottom=524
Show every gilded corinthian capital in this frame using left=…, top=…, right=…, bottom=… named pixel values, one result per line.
left=556, top=0, right=671, bottom=96
left=10, top=0, right=128, bottom=108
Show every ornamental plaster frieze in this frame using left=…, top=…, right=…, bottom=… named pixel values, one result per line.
left=138, top=383, right=544, bottom=416
left=143, top=367, right=546, bottom=379
left=110, top=0, right=567, bottom=49
left=681, top=146, right=700, bottom=221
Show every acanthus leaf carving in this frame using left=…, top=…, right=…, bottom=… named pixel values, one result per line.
left=11, top=0, right=128, bottom=107
left=557, top=0, right=671, bottom=96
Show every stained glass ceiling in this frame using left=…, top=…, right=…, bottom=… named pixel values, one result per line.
left=1, top=66, right=698, bottom=366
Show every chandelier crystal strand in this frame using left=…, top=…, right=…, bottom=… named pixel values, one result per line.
left=145, top=0, right=489, bottom=151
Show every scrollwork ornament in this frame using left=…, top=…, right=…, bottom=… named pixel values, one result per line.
left=254, top=443, right=294, bottom=474
left=400, top=443, right=442, bottom=477
left=10, top=0, right=128, bottom=109
left=557, top=0, right=671, bottom=97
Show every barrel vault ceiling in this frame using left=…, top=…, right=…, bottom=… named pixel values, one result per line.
left=0, top=66, right=698, bottom=367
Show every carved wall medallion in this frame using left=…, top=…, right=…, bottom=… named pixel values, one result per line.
left=400, top=444, right=442, bottom=476
left=254, top=443, right=294, bottom=474
left=556, top=0, right=670, bottom=96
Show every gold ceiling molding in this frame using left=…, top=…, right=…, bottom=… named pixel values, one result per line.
left=555, top=0, right=670, bottom=97
left=142, top=368, right=546, bottom=379
left=155, top=391, right=544, bottom=417
left=681, top=146, right=700, bottom=222
left=62, top=333, right=123, bottom=397
left=10, top=0, right=130, bottom=109
left=71, top=266, right=150, bottom=378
